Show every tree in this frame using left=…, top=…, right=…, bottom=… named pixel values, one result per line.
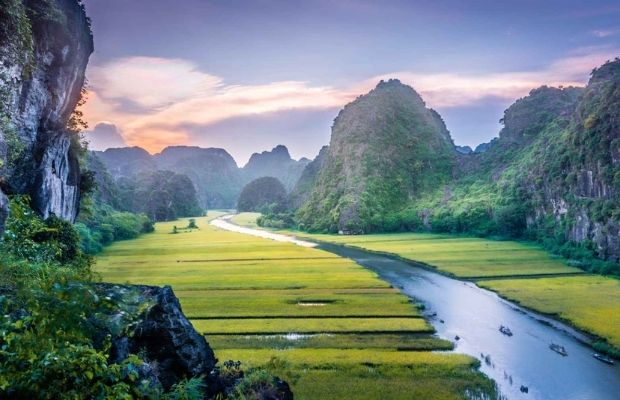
left=237, top=177, right=287, bottom=213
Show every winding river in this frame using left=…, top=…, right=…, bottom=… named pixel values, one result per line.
left=211, top=216, right=620, bottom=400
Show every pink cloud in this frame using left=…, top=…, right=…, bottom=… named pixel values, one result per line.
left=83, top=48, right=618, bottom=152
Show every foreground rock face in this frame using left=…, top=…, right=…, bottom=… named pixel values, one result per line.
left=97, top=284, right=217, bottom=390
left=0, top=0, right=93, bottom=228
left=96, top=283, right=294, bottom=399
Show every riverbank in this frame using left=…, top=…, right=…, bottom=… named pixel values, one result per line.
left=223, top=214, right=620, bottom=399
left=96, top=215, right=498, bottom=400
left=231, top=213, right=620, bottom=358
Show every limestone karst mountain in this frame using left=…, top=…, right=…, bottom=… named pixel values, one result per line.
left=296, top=79, right=456, bottom=233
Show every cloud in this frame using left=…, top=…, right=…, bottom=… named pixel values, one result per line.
left=85, top=57, right=351, bottom=152
left=591, top=29, right=618, bottom=38
left=83, top=48, right=618, bottom=154
left=88, top=56, right=223, bottom=109
left=361, top=48, right=618, bottom=107
left=84, top=122, right=127, bottom=150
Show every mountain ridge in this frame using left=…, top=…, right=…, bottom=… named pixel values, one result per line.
left=94, top=144, right=309, bottom=208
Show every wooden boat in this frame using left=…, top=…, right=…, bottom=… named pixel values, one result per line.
left=549, top=343, right=568, bottom=356
left=499, top=325, right=513, bottom=336
left=592, top=353, right=615, bottom=365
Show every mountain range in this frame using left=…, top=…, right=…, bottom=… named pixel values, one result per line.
left=295, top=61, right=620, bottom=265
left=93, top=144, right=309, bottom=208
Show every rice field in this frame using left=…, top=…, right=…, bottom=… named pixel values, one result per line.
left=96, top=214, right=497, bottom=399
left=478, top=275, right=620, bottom=348
left=231, top=212, right=261, bottom=228
left=226, top=211, right=618, bottom=354
left=284, top=231, right=584, bottom=279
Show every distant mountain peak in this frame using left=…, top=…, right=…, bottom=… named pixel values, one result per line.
left=376, top=78, right=403, bottom=88
left=242, top=145, right=308, bottom=191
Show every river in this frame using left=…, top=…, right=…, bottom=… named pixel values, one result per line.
left=211, top=216, right=620, bottom=400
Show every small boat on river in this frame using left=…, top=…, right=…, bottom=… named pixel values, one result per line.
left=499, top=325, right=513, bottom=336
left=593, top=353, right=615, bottom=365
left=549, top=343, right=568, bottom=356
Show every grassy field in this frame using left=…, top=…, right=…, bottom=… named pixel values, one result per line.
left=479, top=275, right=620, bottom=348
left=231, top=211, right=575, bottom=279
left=226, top=211, right=619, bottom=353
left=96, top=214, right=497, bottom=399
left=284, top=232, right=584, bottom=279
left=231, top=212, right=261, bottom=228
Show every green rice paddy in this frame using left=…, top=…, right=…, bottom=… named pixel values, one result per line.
left=96, top=214, right=497, bottom=399
left=479, top=275, right=620, bottom=348
left=229, top=211, right=617, bottom=352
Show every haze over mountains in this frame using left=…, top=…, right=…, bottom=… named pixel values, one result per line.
left=296, top=60, right=620, bottom=265
left=93, top=144, right=309, bottom=208
left=88, top=59, right=620, bottom=267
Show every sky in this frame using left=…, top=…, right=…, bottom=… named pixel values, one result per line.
left=82, top=0, right=620, bottom=165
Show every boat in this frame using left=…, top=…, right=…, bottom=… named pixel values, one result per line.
left=499, top=325, right=513, bottom=336
left=549, top=343, right=568, bottom=356
left=593, top=353, right=615, bottom=365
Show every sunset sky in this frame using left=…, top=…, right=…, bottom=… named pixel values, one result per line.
left=82, top=0, right=620, bottom=164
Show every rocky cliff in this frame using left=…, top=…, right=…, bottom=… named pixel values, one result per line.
left=95, top=144, right=309, bottom=209
left=242, top=145, right=309, bottom=192
left=97, top=284, right=218, bottom=391
left=295, top=62, right=620, bottom=267
left=523, top=62, right=620, bottom=261
left=0, top=0, right=93, bottom=228
left=297, top=79, right=455, bottom=232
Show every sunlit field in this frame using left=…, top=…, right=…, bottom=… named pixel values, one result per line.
left=479, top=275, right=620, bottom=348
left=234, top=212, right=619, bottom=353
left=231, top=212, right=261, bottom=228
left=96, top=214, right=496, bottom=399
left=284, top=232, right=584, bottom=278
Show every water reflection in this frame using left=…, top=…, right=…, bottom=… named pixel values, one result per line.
left=322, top=243, right=620, bottom=400
left=213, top=216, right=620, bottom=400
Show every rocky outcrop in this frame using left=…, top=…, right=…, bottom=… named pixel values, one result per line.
left=297, top=79, right=456, bottom=232
left=95, top=145, right=244, bottom=209
left=242, top=145, right=310, bottom=192
left=95, top=284, right=217, bottom=390
left=289, top=145, right=328, bottom=209
left=94, top=283, right=294, bottom=399
left=0, top=0, right=93, bottom=227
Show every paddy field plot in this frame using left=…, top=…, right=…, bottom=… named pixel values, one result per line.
left=479, top=275, right=620, bottom=348
left=227, top=209, right=619, bottom=354
left=286, top=232, right=584, bottom=279
left=97, top=215, right=496, bottom=399
left=231, top=212, right=261, bottom=228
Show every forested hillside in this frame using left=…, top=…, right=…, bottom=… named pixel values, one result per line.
left=94, top=144, right=308, bottom=208
left=297, top=79, right=456, bottom=233
left=295, top=62, right=620, bottom=272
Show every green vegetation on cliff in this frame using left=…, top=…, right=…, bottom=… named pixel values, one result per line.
left=237, top=176, right=287, bottom=213
left=297, top=79, right=456, bottom=233
left=296, top=61, right=620, bottom=273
